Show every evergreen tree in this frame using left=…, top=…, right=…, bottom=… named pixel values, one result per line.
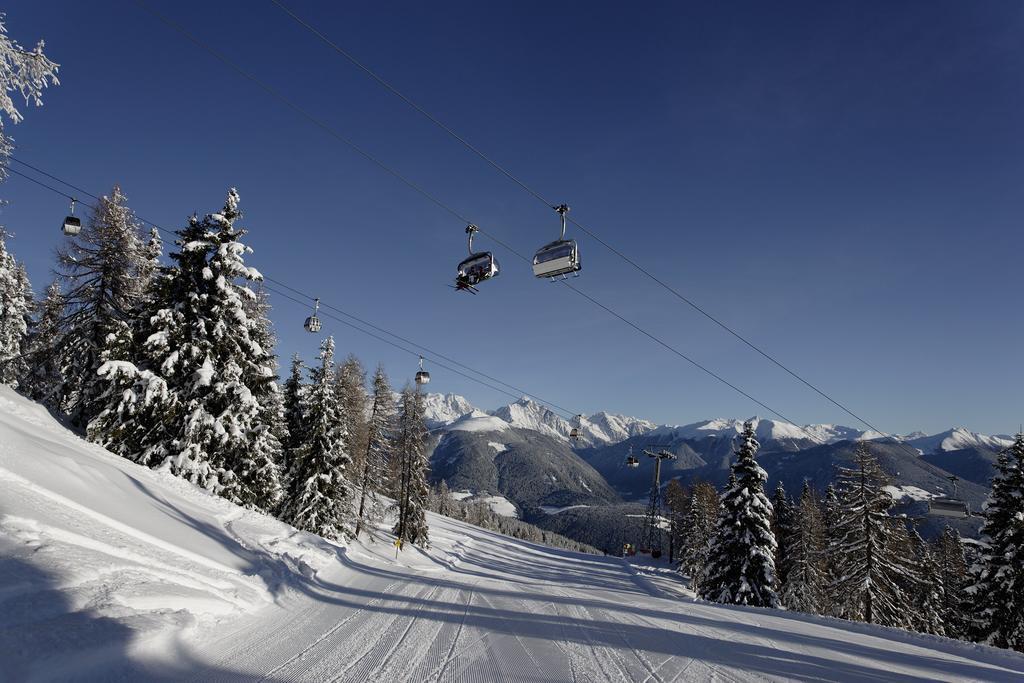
left=354, top=364, right=395, bottom=537
left=336, top=354, right=369, bottom=476
left=829, top=443, right=914, bottom=627
left=90, top=189, right=282, bottom=509
left=968, top=433, right=1024, bottom=651
left=392, top=386, right=430, bottom=548
left=280, top=336, right=350, bottom=539
left=663, top=478, right=689, bottom=565
left=771, top=481, right=795, bottom=590
left=909, top=525, right=946, bottom=637
left=699, top=422, right=779, bottom=608
left=280, top=353, right=305, bottom=477
left=52, top=186, right=146, bottom=426
left=0, top=17, right=59, bottom=176
left=822, top=483, right=844, bottom=617
left=934, top=525, right=968, bottom=640
left=782, top=482, right=828, bottom=615
left=434, top=479, right=457, bottom=518
left=680, top=480, right=718, bottom=593
left=19, top=280, right=62, bottom=400
left=0, top=229, right=29, bottom=385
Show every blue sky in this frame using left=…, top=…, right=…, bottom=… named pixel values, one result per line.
left=2, top=1, right=1021, bottom=434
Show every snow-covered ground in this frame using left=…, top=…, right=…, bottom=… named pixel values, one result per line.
left=3, top=385, right=1024, bottom=681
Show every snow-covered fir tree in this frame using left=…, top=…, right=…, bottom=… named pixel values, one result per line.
left=680, top=480, right=718, bottom=593
left=335, top=354, right=369, bottom=480
left=0, top=16, right=59, bottom=176
left=0, top=229, right=29, bottom=385
left=280, top=353, right=305, bottom=478
left=968, top=432, right=1024, bottom=651
left=664, top=478, right=689, bottom=565
left=52, top=186, right=146, bottom=426
left=934, top=525, right=968, bottom=640
left=433, top=479, right=458, bottom=518
left=699, top=422, right=779, bottom=608
left=782, top=481, right=828, bottom=614
left=280, top=336, right=351, bottom=539
left=354, top=364, right=395, bottom=538
left=771, top=481, right=795, bottom=590
left=829, top=443, right=915, bottom=627
left=909, top=525, right=946, bottom=637
left=822, top=482, right=844, bottom=618
left=19, top=280, right=62, bottom=400
left=392, top=385, right=430, bottom=548
left=90, top=189, right=282, bottom=509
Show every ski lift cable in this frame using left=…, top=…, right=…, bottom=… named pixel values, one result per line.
left=261, top=275, right=577, bottom=416
left=6, top=159, right=577, bottom=420
left=127, top=3, right=808, bottom=428
left=268, top=0, right=889, bottom=438
left=262, top=283, right=572, bottom=415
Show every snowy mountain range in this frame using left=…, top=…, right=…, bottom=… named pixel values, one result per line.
left=419, top=392, right=1011, bottom=456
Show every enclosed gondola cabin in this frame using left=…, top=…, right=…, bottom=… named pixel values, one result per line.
left=62, top=198, right=81, bottom=236
left=304, top=298, right=322, bottom=333
left=62, top=215, right=82, bottom=236
left=626, top=455, right=639, bottom=468
left=532, top=239, right=580, bottom=279
left=415, top=356, right=430, bottom=385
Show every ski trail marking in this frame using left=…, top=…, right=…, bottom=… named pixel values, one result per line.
left=430, top=580, right=476, bottom=683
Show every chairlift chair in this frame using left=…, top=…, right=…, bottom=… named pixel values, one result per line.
left=928, top=498, right=970, bottom=518
left=415, top=356, right=430, bottom=385
left=455, top=225, right=499, bottom=292
left=928, top=475, right=970, bottom=518
left=304, top=298, right=322, bottom=333
left=532, top=204, right=581, bottom=279
left=625, top=446, right=639, bottom=468
left=62, top=198, right=82, bottom=236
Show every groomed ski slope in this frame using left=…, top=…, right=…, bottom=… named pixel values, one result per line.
left=2, top=387, right=1024, bottom=682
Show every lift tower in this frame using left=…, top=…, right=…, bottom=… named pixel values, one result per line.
left=641, top=448, right=677, bottom=556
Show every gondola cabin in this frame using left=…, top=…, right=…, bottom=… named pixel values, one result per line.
left=532, top=239, right=580, bottom=279
left=62, top=215, right=81, bottom=236
left=928, top=497, right=970, bottom=518
left=303, top=315, right=321, bottom=333
left=626, top=455, right=639, bottom=468
left=569, top=426, right=580, bottom=440
left=415, top=370, right=430, bottom=385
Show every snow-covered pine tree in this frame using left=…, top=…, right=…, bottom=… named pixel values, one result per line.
left=19, top=280, right=62, bottom=400
left=0, top=17, right=59, bottom=176
left=354, top=364, right=395, bottom=537
left=822, top=483, right=844, bottom=617
left=771, top=481, right=795, bottom=590
left=52, top=186, right=146, bottom=426
left=335, top=354, right=369, bottom=476
left=280, top=336, right=351, bottom=539
left=967, top=432, right=1024, bottom=651
left=699, top=422, right=780, bottom=608
left=90, top=189, right=282, bottom=510
left=934, top=525, right=968, bottom=640
left=434, top=480, right=457, bottom=518
left=829, top=442, right=915, bottom=627
left=280, top=353, right=305, bottom=478
left=664, top=478, right=689, bottom=565
left=782, top=481, right=828, bottom=614
left=0, top=229, right=29, bottom=385
left=392, top=385, right=430, bottom=548
left=909, top=524, right=946, bottom=637
left=680, top=479, right=718, bottom=592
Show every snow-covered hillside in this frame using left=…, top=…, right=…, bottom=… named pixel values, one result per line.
left=5, top=385, right=1023, bottom=681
